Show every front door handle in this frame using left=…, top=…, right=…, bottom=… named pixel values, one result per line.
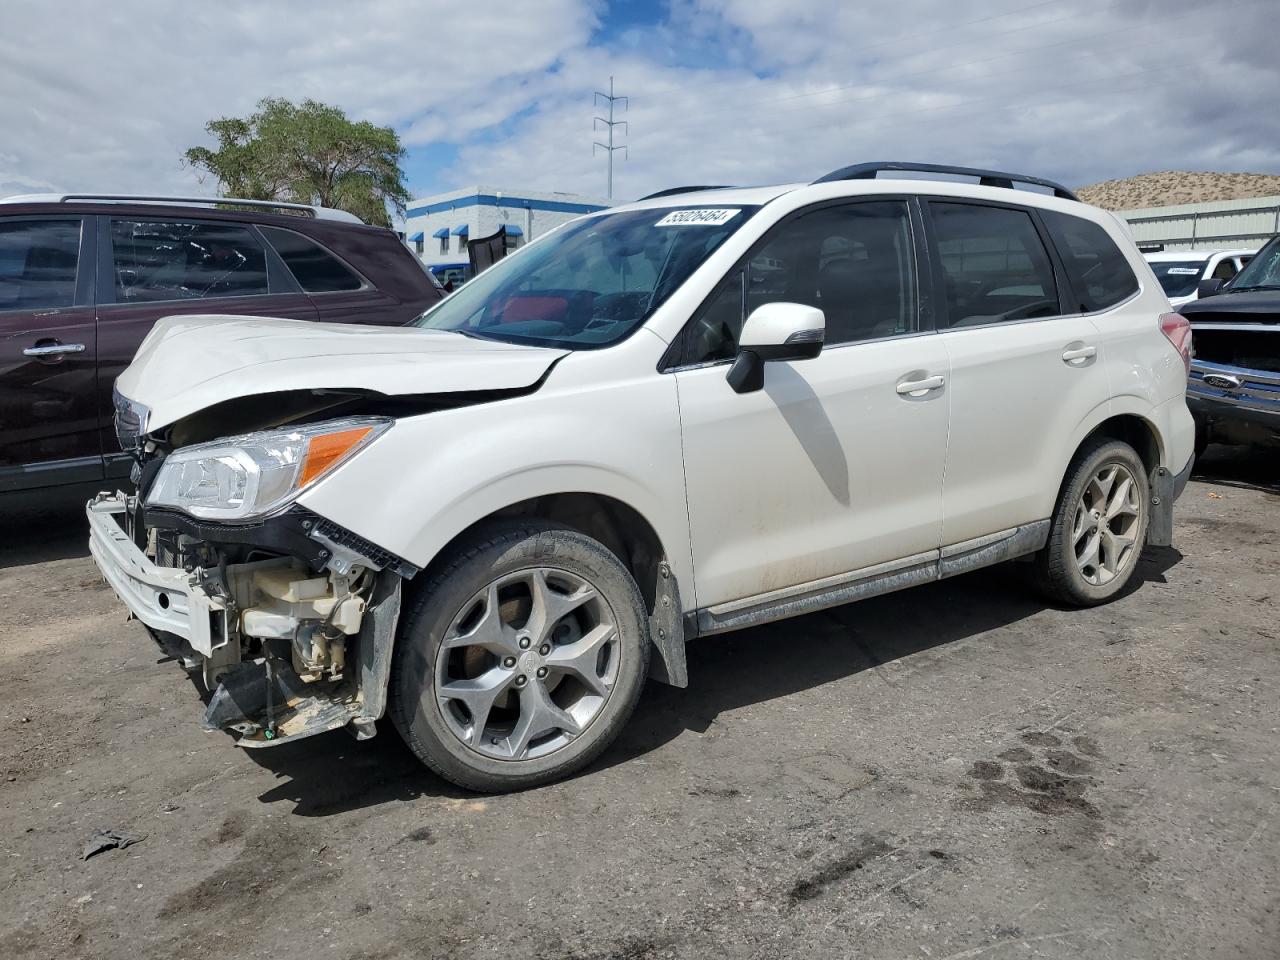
left=1062, top=344, right=1097, bottom=364
left=896, top=374, right=945, bottom=397
left=23, top=341, right=86, bottom=359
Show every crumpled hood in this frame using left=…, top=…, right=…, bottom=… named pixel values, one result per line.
left=117, top=314, right=567, bottom=431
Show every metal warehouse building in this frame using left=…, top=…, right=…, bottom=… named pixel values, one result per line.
left=1119, top=194, right=1280, bottom=252
left=402, top=186, right=611, bottom=282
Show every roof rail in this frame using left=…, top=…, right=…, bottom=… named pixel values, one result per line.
left=812, top=162, right=1078, bottom=201
left=638, top=185, right=736, bottom=201
left=0, top=193, right=365, bottom=223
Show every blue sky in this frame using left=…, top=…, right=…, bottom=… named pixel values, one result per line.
left=3, top=0, right=1278, bottom=207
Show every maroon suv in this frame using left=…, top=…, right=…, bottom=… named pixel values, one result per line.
left=0, top=194, right=443, bottom=504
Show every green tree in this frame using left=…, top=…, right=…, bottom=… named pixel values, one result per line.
left=185, top=97, right=410, bottom=228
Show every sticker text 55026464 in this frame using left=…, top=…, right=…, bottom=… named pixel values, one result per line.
left=655, top=209, right=741, bottom=227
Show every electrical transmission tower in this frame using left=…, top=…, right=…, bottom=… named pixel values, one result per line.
left=593, top=77, right=628, bottom=200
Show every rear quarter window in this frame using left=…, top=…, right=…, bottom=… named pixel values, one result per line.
left=1041, top=211, right=1139, bottom=313
left=259, top=226, right=364, bottom=293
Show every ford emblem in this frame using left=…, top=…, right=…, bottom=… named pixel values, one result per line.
left=1203, top=374, right=1241, bottom=391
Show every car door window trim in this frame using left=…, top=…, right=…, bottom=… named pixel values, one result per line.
left=920, top=196, right=1067, bottom=331
left=662, top=194, right=927, bottom=373
left=0, top=215, right=92, bottom=314
left=98, top=214, right=276, bottom=307
left=256, top=224, right=372, bottom=295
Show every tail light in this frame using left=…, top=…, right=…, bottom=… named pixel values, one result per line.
left=1160, top=312, right=1192, bottom=377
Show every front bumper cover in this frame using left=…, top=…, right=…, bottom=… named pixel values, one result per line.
left=88, top=492, right=228, bottom=656
left=87, top=492, right=403, bottom=747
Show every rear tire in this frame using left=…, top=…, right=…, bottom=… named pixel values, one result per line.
left=1033, top=438, right=1150, bottom=607
left=388, top=520, right=649, bottom=793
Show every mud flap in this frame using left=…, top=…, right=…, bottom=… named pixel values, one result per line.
left=647, top=561, right=688, bottom=688
left=1147, top=455, right=1193, bottom=548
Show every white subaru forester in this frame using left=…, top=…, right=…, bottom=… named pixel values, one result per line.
left=91, top=162, right=1195, bottom=792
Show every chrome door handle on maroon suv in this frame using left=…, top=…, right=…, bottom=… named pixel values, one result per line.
left=23, top=340, right=86, bottom=360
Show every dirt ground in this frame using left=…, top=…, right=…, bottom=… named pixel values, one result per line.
left=1, top=447, right=1277, bottom=960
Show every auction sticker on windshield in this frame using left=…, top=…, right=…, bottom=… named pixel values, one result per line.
left=1167, top=267, right=1200, bottom=275
left=656, top=209, right=741, bottom=227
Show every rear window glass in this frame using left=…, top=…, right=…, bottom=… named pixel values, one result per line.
left=260, top=226, right=363, bottom=293
left=929, top=202, right=1059, bottom=327
left=1041, top=211, right=1139, bottom=312
left=111, top=219, right=269, bottom=302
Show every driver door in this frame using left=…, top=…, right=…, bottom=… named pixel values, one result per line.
left=673, top=198, right=950, bottom=612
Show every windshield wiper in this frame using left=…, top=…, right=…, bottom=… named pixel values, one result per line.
left=1223, top=284, right=1280, bottom=293
left=449, top=329, right=498, bottom=342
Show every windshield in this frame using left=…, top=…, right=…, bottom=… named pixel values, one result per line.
left=1226, top=237, right=1280, bottom=291
left=1149, top=260, right=1206, bottom=297
left=410, top=206, right=757, bottom=348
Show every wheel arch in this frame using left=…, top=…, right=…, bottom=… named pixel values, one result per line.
left=411, top=490, right=689, bottom=687
left=1048, top=405, right=1169, bottom=548
left=1081, top=412, right=1162, bottom=475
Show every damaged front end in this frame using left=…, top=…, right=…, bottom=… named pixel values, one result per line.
left=90, top=397, right=420, bottom=746
left=89, top=491, right=414, bottom=745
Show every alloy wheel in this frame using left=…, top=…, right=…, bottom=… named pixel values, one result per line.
left=433, top=567, right=620, bottom=761
left=1071, top=462, right=1142, bottom=586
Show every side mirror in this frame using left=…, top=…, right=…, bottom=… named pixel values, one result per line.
left=727, top=303, right=825, bottom=394
left=1197, top=277, right=1225, bottom=299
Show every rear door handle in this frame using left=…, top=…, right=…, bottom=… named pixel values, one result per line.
left=23, top=341, right=86, bottom=358
left=1062, top=345, right=1097, bottom=364
left=896, top=374, right=945, bottom=397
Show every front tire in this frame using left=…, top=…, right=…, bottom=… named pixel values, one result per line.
left=389, top=520, right=650, bottom=792
left=1034, top=438, right=1150, bottom=607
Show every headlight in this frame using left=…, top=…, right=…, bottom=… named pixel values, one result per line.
left=146, top=417, right=390, bottom=521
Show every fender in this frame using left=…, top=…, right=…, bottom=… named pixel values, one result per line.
left=296, top=380, right=696, bottom=687
left=1050, top=394, right=1181, bottom=546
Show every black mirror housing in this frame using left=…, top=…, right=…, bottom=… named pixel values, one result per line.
left=1197, top=277, right=1225, bottom=298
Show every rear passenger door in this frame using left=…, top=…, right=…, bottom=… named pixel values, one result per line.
left=926, top=200, right=1110, bottom=547
left=0, top=216, right=101, bottom=492
left=95, top=216, right=318, bottom=477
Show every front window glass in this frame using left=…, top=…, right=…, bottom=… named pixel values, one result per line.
left=411, top=206, right=757, bottom=349
left=1211, top=258, right=1237, bottom=281
left=1226, top=237, right=1280, bottom=291
left=1149, top=260, right=1207, bottom=298
left=684, top=200, right=917, bottom=365
left=110, top=219, right=268, bottom=302
left=0, top=219, right=80, bottom=312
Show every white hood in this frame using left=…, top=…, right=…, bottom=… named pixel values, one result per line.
left=117, top=315, right=567, bottom=431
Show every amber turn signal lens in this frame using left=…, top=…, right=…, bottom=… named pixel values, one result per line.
left=299, top=426, right=374, bottom=487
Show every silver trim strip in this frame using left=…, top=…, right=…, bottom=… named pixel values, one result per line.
left=695, top=520, right=1051, bottom=636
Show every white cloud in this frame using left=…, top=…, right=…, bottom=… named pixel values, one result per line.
left=1, top=0, right=1277, bottom=205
